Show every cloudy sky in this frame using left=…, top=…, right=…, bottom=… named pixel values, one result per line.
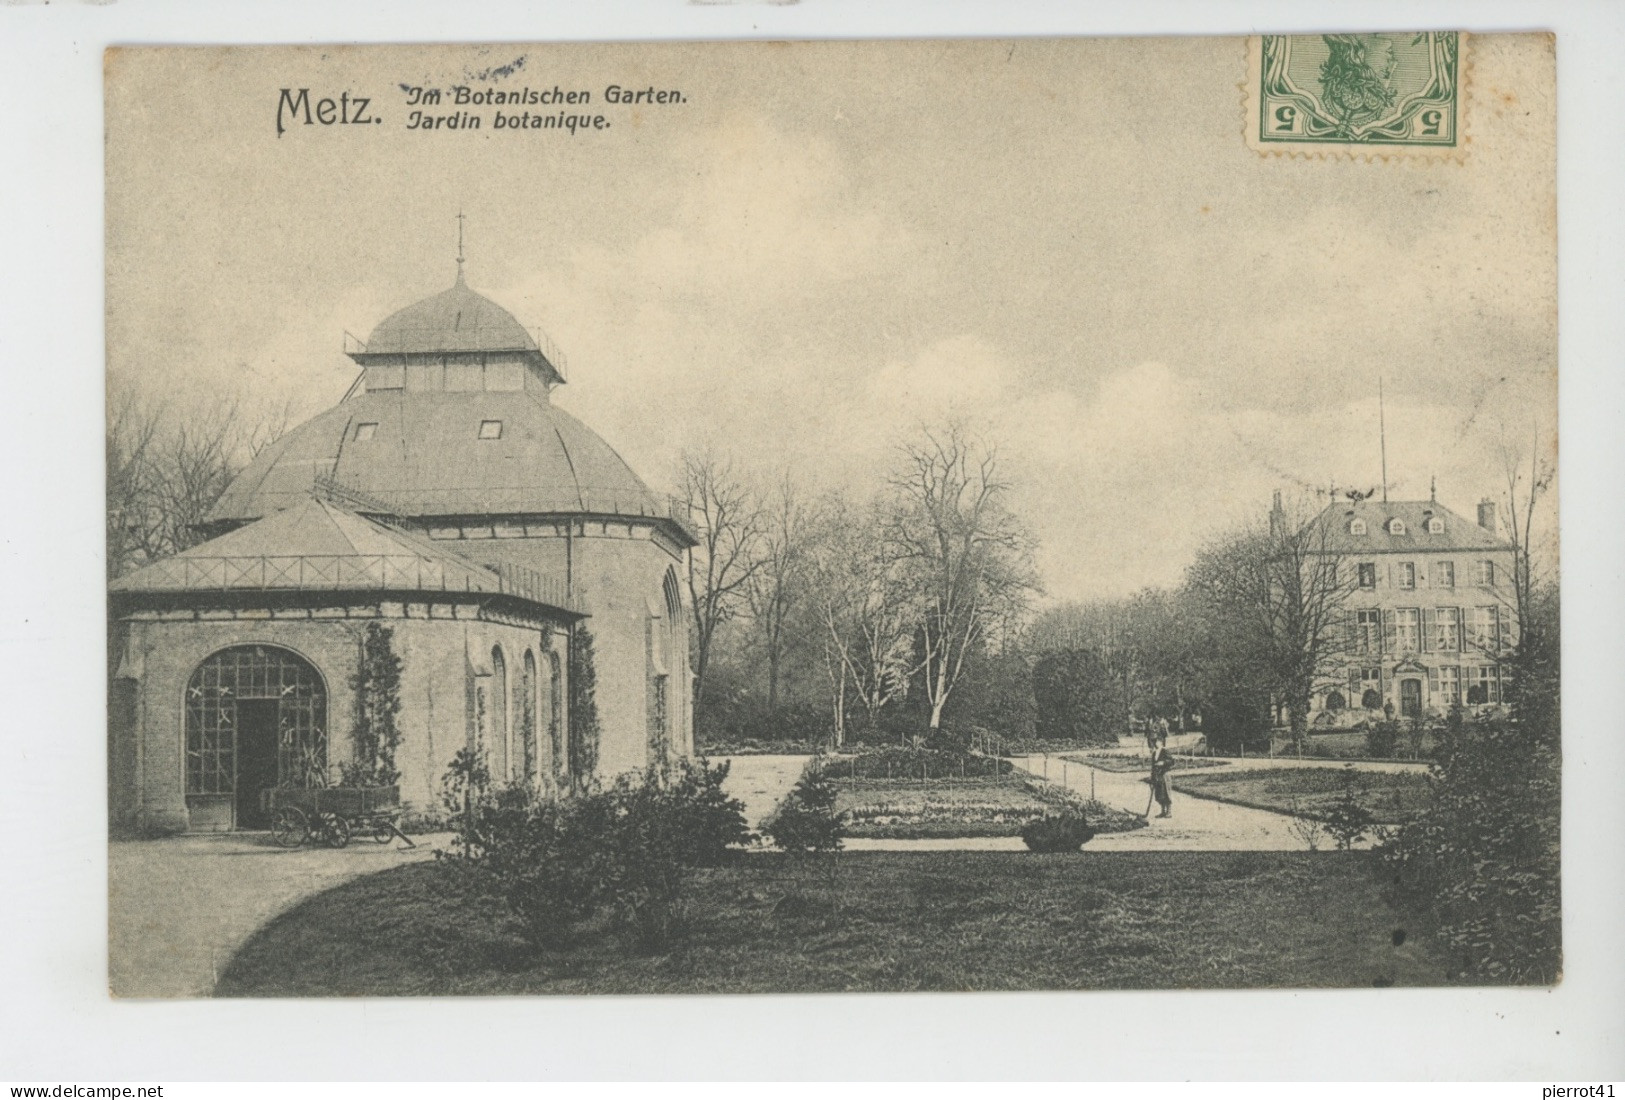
left=106, top=36, right=1556, bottom=604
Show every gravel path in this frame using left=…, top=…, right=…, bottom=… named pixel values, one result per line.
left=715, top=754, right=813, bottom=829
left=1010, top=754, right=1323, bottom=851
left=110, top=832, right=444, bottom=998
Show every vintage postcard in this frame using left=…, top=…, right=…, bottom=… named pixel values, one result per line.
left=105, top=36, right=1557, bottom=999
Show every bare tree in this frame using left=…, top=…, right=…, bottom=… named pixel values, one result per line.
left=1497, top=427, right=1557, bottom=650
left=682, top=451, right=764, bottom=726
left=884, top=423, right=1037, bottom=734
left=809, top=493, right=922, bottom=744
left=106, top=386, right=161, bottom=581
left=106, top=385, right=289, bottom=579
left=745, top=471, right=817, bottom=714
left=1185, top=493, right=1358, bottom=747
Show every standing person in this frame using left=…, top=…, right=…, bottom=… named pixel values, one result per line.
left=1158, top=715, right=1172, bottom=744
left=1150, top=734, right=1175, bottom=818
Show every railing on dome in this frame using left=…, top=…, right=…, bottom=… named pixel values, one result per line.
left=122, top=554, right=577, bottom=612
left=531, top=328, right=569, bottom=383
left=306, top=477, right=698, bottom=539
left=337, top=325, right=568, bottom=380
left=313, top=475, right=404, bottom=525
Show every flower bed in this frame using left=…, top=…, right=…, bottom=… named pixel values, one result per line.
left=833, top=774, right=1144, bottom=839
left=1061, top=752, right=1229, bottom=774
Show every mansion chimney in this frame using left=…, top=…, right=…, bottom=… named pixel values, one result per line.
left=1477, top=498, right=1498, bottom=532
left=1270, top=490, right=1285, bottom=538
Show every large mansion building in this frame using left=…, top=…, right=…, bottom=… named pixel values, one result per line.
left=1285, top=491, right=1519, bottom=724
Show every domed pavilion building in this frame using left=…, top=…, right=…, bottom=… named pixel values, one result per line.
left=110, top=267, right=696, bottom=834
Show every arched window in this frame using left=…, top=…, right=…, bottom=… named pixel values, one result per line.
left=1325, top=690, right=1346, bottom=712
left=1349, top=519, right=1367, bottom=535
left=185, top=645, right=327, bottom=830
left=1427, top=517, right=1445, bottom=534
left=1388, top=518, right=1407, bottom=535
left=1361, top=688, right=1383, bottom=710
left=519, top=650, right=538, bottom=785
left=490, top=645, right=509, bottom=781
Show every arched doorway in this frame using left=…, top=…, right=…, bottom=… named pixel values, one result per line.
left=185, top=645, right=327, bottom=831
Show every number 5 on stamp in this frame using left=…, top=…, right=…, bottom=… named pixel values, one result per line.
left=1247, top=32, right=1462, bottom=156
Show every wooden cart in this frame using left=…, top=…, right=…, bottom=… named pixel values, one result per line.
left=263, top=785, right=414, bottom=849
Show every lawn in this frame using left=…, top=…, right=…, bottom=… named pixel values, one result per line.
left=215, top=851, right=1449, bottom=996
left=1172, top=767, right=1433, bottom=824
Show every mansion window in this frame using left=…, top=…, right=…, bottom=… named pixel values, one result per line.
left=1359, top=667, right=1383, bottom=710
left=1357, top=562, right=1377, bottom=588
left=1433, top=606, right=1461, bottom=651
left=1397, top=562, right=1416, bottom=589
left=1468, top=606, right=1501, bottom=652
left=1435, top=560, right=1455, bottom=588
left=1431, top=665, right=1462, bottom=706
left=1394, top=608, right=1421, bottom=652
left=1466, top=665, right=1502, bottom=705
left=1427, top=517, right=1445, bottom=534
left=1476, top=560, right=1497, bottom=586
left=1349, top=519, right=1368, bottom=535
left=1355, top=609, right=1382, bottom=655
left=354, top=421, right=378, bottom=441
left=1388, top=519, right=1407, bottom=535
left=478, top=419, right=504, bottom=440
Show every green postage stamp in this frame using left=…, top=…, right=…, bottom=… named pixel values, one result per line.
left=1247, top=32, right=1462, bottom=156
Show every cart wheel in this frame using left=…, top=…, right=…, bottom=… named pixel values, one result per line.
left=372, top=819, right=395, bottom=845
left=271, top=808, right=308, bottom=848
left=317, top=812, right=351, bottom=849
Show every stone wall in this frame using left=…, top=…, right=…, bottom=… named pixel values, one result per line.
left=110, top=601, right=567, bottom=834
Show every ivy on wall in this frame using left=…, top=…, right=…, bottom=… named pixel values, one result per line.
left=345, top=622, right=404, bottom=788
left=568, top=624, right=601, bottom=782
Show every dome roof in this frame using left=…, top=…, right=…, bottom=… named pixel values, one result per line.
left=207, top=390, right=680, bottom=530
left=364, top=273, right=539, bottom=355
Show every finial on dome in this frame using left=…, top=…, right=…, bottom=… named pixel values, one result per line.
left=455, top=210, right=466, bottom=285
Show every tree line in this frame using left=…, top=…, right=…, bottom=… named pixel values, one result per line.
left=687, top=439, right=1556, bottom=753
left=682, top=422, right=1039, bottom=748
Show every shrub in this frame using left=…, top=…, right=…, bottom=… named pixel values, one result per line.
left=1321, top=784, right=1376, bottom=850
left=439, top=746, right=493, bottom=852
left=1201, top=685, right=1272, bottom=754
left=1380, top=620, right=1561, bottom=984
left=450, top=758, right=751, bottom=954
left=659, top=757, right=754, bottom=866
left=763, top=766, right=844, bottom=853
left=1032, top=648, right=1120, bottom=745
left=1020, top=810, right=1095, bottom=852
left=1365, top=720, right=1401, bottom=758
left=695, top=689, right=832, bottom=751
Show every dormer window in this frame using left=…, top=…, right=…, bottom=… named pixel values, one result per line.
left=1427, top=517, right=1444, bottom=534
left=1349, top=519, right=1367, bottom=535
left=1388, top=518, right=1407, bottom=535
left=478, top=420, right=503, bottom=440
left=354, top=422, right=378, bottom=441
